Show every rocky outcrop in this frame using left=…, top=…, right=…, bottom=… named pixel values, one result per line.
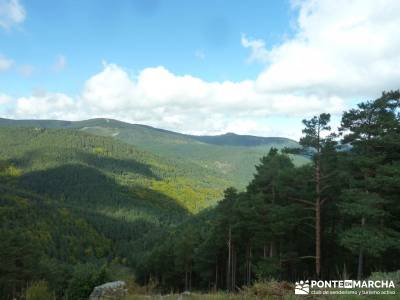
left=89, top=281, right=127, bottom=300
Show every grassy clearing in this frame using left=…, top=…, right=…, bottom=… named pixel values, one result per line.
left=122, top=293, right=397, bottom=300
left=121, top=278, right=399, bottom=300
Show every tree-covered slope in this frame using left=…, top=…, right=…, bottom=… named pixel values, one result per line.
left=0, top=126, right=219, bottom=297
left=0, top=118, right=306, bottom=188
left=0, top=183, right=112, bottom=297
left=0, top=127, right=227, bottom=213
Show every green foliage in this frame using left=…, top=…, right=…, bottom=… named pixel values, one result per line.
left=0, top=185, right=111, bottom=299
left=2, top=165, right=22, bottom=177
left=135, top=149, right=313, bottom=290
left=0, top=117, right=306, bottom=191
left=299, top=113, right=332, bottom=150
left=66, top=263, right=109, bottom=300
left=340, top=226, right=400, bottom=257
left=0, top=227, right=43, bottom=299
left=0, top=91, right=399, bottom=296
left=243, top=280, right=293, bottom=299
left=254, top=258, right=281, bottom=280
left=133, top=91, right=400, bottom=291
left=368, top=270, right=400, bottom=283
left=26, top=281, right=54, bottom=300
left=339, top=91, right=400, bottom=277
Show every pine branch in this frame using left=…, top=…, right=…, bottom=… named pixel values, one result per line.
left=320, top=184, right=333, bottom=193
left=320, top=197, right=329, bottom=206
left=290, top=197, right=314, bottom=206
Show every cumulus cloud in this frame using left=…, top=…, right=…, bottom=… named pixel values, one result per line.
left=53, top=55, right=67, bottom=72
left=0, top=54, right=13, bottom=71
left=254, top=0, right=400, bottom=97
left=5, top=0, right=400, bottom=139
left=9, top=63, right=344, bottom=139
left=81, top=63, right=344, bottom=116
left=0, top=0, right=26, bottom=29
left=13, top=91, right=80, bottom=120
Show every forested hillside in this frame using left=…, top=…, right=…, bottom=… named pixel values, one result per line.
left=0, top=118, right=307, bottom=188
left=0, top=128, right=194, bottom=299
left=0, top=128, right=229, bottom=212
left=130, top=91, right=400, bottom=292
left=0, top=91, right=399, bottom=300
left=0, top=118, right=305, bottom=299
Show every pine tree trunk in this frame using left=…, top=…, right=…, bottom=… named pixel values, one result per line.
left=231, top=247, right=234, bottom=290
left=315, top=155, right=322, bottom=278
left=243, top=247, right=249, bottom=285
left=189, top=267, right=192, bottom=291
left=227, top=225, right=232, bottom=291
left=185, top=269, right=188, bottom=291
left=357, top=217, right=365, bottom=279
left=232, top=247, right=236, bottom=290
left=215, top=260, right=218, bottom=291
left=270, top=240, right=276, bottom=257
left=249, top=246, right=252, bottom=285
left=316, top=199, right=321, bottom=278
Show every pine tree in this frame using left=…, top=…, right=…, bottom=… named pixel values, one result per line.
left=285, top=113, right=336, bottom=278
left=339, top=91, right=400, bottom=279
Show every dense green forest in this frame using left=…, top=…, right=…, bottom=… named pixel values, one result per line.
left=0, top=91, right=399, bottom=299
left=0, top=117, right=307, bottom=189
left=132, top=91, right=400, bottom=292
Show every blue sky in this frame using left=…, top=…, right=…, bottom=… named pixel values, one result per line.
left=1, top=0, right=293, bottom=95
left=1, top=0, right=399, bottom=139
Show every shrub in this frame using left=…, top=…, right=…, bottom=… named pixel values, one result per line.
left=254, top=258, right=281, bottom=280
left=26, top=281, right=54, bottom=300
left=243, top=280, right=293, bottom=299
left=66, top=263, right=109, bottom=300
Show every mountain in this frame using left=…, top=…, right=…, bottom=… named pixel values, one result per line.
left=190, top=132, right=297, bottom=147
left=0, top=126, right=226, bottom=213
left=0, top=117, right=297, bottom=147
left=0, top=118, right=307, bottom=189
left=0, top=118, right=305, bottom=298
left=0, top=126, right=193, bottom=298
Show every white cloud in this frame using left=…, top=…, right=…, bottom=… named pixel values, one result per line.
left=9, top=62, right=344, bottom=139
left=53, top=55, right=67, bottom=72
left=241, top=34, right=269, bottom=64
left=13, top=91, right=80, bottom=120
left=0, top=54, right=13, bottom=71
left=253, top=0, right=400, bottom=97
left=5, top=0, right=400, bottom=139
left=0, top=0, right=26, bottom=29
left=80, top=63, right=344, bottom=117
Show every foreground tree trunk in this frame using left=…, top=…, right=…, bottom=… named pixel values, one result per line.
left=293, top=113, right=332, bottom=279
left=316, top=157, right=321, bottom=278
left=357, top=217, right=365, bottom=279
left=226, top=225, right=232, bottom=291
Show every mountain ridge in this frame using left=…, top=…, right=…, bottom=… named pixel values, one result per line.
left=0, top=117, right=298, bottom=147
left=0, top=117, right=307, bottom=192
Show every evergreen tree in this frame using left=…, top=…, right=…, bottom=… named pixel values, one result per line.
left=340, top=91, right=400, bottom=279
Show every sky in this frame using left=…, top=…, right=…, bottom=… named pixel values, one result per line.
left=1, top=0, right=400, bottom=140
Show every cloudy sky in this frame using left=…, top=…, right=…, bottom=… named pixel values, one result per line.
left=1, top=0, right=399, bottom=139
